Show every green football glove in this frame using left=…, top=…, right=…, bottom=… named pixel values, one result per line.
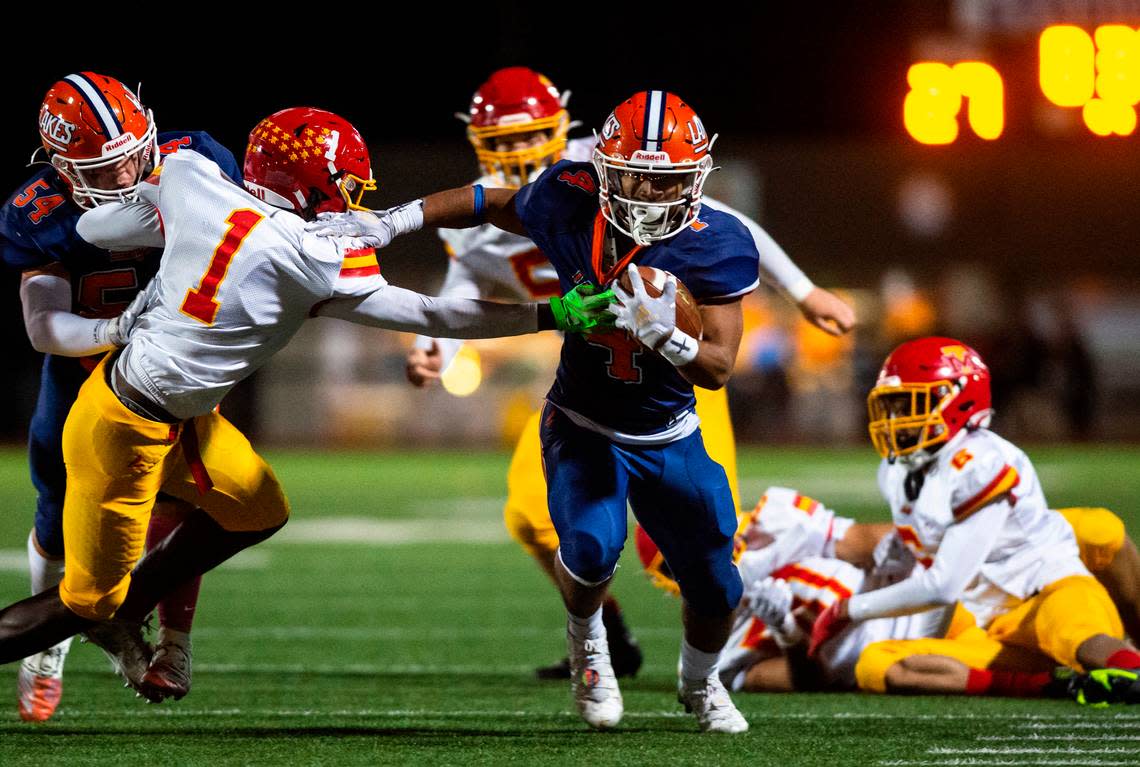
left=549, top=284, right=617, bottom=333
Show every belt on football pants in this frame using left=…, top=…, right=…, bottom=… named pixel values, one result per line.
left=109, top=362, right=180, bottom=424
left=107, top=360, right=214, bottom=495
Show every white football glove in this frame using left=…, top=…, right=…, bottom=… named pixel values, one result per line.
left=609, top=263, right=676, bottom=350
left=747, top=577, right=803, bottom=649
left=101, top=277, right=157, bottom=347
left=306, top=200, right=424, bottom=249
left=307, top=210, right=397, bottom=248
left=869, top=530, right=918, bottom=587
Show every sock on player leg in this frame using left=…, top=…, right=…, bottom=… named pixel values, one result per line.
left=27, top=530, right=65, bottom=596
left=568, top=608, right=605, bottom=642
left=146, top=513, right=203, bottom=634
left=680, top=639, right=720, bottom=683
left=1106, top=649, right=1140, bottom=670
left=966, top=668, right=1053, bottom=697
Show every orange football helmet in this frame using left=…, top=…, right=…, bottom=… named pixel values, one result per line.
left=463, top=67, right=570, bottom=188
left=593, top=91, right=715, bottom=245
left=243, top=107, right=376, bottom=218
left=36, top=72, right=157, bottom=209
left=867, top=337, right=994, bottom=464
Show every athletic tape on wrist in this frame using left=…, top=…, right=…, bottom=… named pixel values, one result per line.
left=660, top=327, right=699, bottom=366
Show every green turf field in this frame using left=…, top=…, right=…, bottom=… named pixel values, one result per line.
left=1, top=445, right=1138, bottom=766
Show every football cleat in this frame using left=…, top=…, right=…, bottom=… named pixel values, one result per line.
left=139, top=634, right=192, bottom=702
left=17, top=638, right=72, bottom=722
left=569, top=635, right=623, bottom=730
left=1070, top=667, right=1140, bottom=706
left=82, top=619, right=154, bottom=699
left=678, top=675, right=750, bottom=734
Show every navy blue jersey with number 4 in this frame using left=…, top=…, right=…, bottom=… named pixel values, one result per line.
left=516, top=160, right=760, bottom=434
left=0, top=131, right=241, bottom=319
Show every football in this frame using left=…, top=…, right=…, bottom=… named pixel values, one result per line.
left=614, top=265, right=704, bottom=342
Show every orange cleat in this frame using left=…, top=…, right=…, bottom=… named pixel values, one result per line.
left=17, top=640, right=71, bottom=722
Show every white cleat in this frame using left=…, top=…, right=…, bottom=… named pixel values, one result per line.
left=679, top=675, right=749, bottom=734
left=82, top=619, right=153, bottom=696
left=17, top=638, right=72, bottom=722
left=569, top=636, right=623, bottom=730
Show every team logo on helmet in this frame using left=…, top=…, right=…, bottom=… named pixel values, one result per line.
left=38, top=108, right=76, bottom=151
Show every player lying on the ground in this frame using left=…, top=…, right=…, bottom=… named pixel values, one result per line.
left=0, top=106, right=615, bottom=704
left=639, top=487, right=1140, bottom=700
left=0, top=71, right=241, bottom=718
left=410, top=66, right=856, bottom=681
left=807, top=337, right=1140, bottom=702
left=314, top=89, right=761, bottom=734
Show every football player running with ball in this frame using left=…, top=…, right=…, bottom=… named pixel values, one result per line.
left=0, top=106, right=613, bottom=702
left=316, top=91, right=767, bottom=733
left=0, top=72, right=241, bottom=719
left=809, top=337, right=1140, bottom=701
left=409, top=67, right=854, bottom=681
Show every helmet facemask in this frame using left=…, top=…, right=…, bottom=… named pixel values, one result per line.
left=334, top=169, right=377, bottom=211
left=467, top=111, right=569, bottom=189
left=867, top=379, right=958, bottom=464
left=593, top=150, right=713, bottom=246
left=51, top=114, right=157, bottom=209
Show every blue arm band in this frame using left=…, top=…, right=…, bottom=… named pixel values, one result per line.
left=473, top=184, right=486, bottom=224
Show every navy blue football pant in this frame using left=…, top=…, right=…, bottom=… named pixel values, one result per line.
left=28, top=354, right=90, bottom=557
left=539, top=403, right=742, bottom=616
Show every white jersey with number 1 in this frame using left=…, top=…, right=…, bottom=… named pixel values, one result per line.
left=80, top=149, right=387, bottom=419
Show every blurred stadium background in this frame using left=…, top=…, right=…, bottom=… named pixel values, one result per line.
left=5, top=3, right=1140, bottom=760
left=2, top=2, right=1139, bottom=450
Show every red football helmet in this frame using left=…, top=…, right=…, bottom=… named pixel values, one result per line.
left=36, top=72, right=157, bottom=209
left=243, top=107, right=376, bottom=218
left=593, top=91, right=716, bottom=245
left=867, top=337, right=994, bottom=463
left=464, top=67, right=569, bottom=188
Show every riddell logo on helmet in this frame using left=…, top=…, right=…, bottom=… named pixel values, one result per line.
left=101, top=134, right=136, bottom=155
left=631, top=150, right=669, bottom=163
left=39, top=110, right=76, bottom=148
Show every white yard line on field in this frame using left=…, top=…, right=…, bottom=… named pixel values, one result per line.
left=189, top=625, right=680, bottom=640
left=929, top=748, right=1138, bottom=755
left=269, top=518, right=509, bottom=544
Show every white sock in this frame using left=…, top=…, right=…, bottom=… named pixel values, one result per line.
left=567, top=607, right=606, bottom=642
left=157, top=626, right=191, bottom=649
left=680, top=638, right=720, bottom=683
left=27, top=530, right=65, bottom=596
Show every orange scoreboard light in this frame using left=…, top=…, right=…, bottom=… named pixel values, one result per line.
left=905, top=24, right=1140, bottom=143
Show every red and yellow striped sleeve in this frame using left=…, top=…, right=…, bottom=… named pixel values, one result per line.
left=339, top=247, right=380, bottom=278
left=953, top=464, right=1019, bottom=521
left=771, top=564, right=853, bottom=600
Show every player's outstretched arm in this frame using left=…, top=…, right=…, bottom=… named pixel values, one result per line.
left=310, top=187, right=528, bottom=245
left=422, top=186, right=527, bottom=236
left=315, top=283, right=613, bottom=338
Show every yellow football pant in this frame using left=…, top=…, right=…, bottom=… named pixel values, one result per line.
left=503, top=386, right=740, bottom=559
left=856, top=574, right=1124, bottom=692
left=60, top=356, right=289, bottom=620
left=1060, top=507, right=1126, bottom=572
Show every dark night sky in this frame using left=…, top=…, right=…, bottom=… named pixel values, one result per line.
left=0, top=4, right=927, bottom=192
